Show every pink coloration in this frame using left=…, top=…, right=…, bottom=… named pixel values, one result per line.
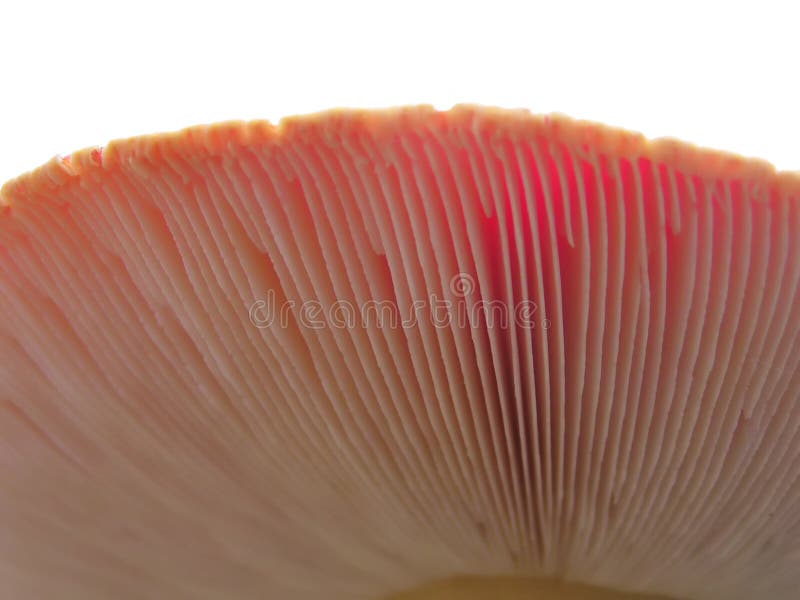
left=0, top=106, right=799, bottom=600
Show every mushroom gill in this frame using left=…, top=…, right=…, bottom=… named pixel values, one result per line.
left=1, top=106, right=798, bottom=600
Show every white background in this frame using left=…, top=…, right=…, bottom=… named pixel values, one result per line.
left=1, top=0, right=797, bottom=186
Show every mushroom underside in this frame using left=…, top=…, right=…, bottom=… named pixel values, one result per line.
left=1, top=106, right=799, bottom=600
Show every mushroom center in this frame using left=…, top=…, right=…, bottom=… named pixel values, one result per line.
left=391, top=575, right=672, bottom=599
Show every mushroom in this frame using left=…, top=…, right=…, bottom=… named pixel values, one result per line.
left=1, top=105, right=798, bottom=600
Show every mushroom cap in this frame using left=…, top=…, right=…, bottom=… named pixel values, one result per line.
left=1, top=105, right=799, bottom=600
